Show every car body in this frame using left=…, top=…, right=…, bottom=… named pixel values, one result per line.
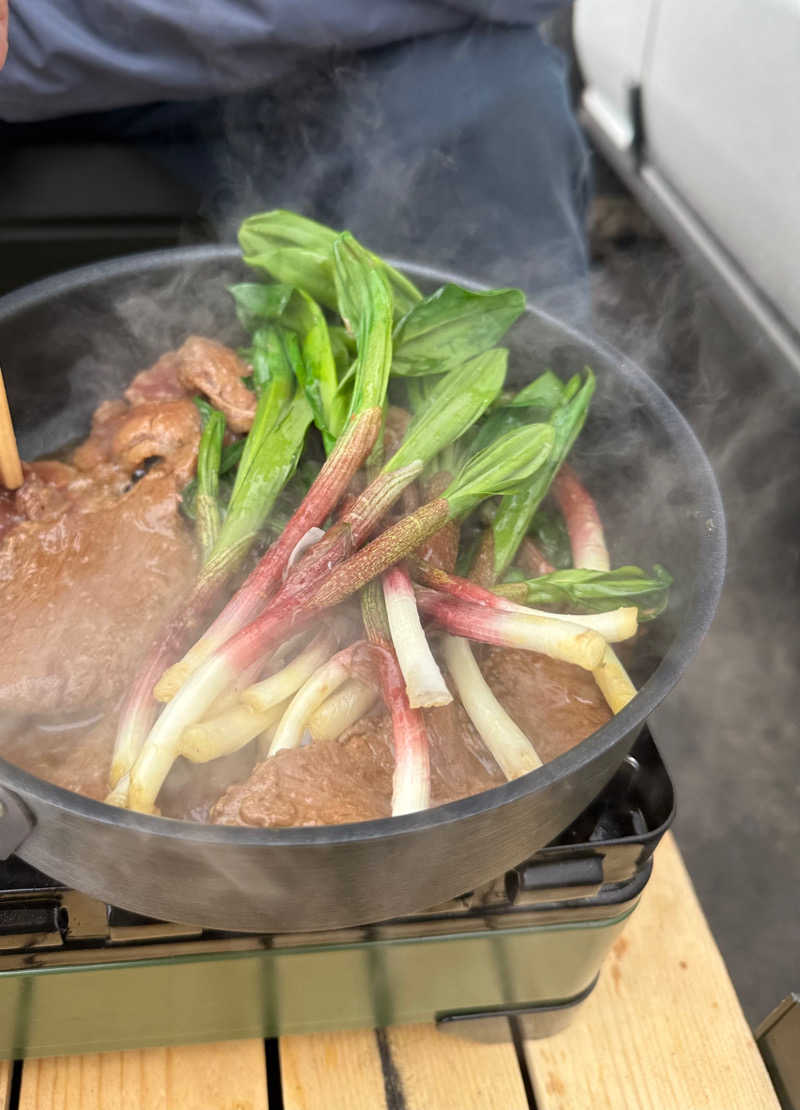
left=574, top=0, right=800, bottom=379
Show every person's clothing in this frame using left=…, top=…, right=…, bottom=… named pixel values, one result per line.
left=0, top=10, right=590, bottom=316
left=0, top=0, right=566, bottom=122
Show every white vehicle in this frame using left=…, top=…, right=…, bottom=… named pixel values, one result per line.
left=574, top=0, right=800, bottom=379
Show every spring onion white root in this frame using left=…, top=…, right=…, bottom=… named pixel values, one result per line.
left=382, top=565, right=452, bottom=708
left=268, top=645, right=362, bottom=756
left=593, top=644, right=637, bottom=713
left=180, top=700, right=288, bottom=763
left=242, top=630, right=337, bottom=712
left=308, top=678, right=378, bottom=742
left=497, top=599, right=638, bottom=643
left=443, top=635, right=542, bottom=779
left=128, top=651, right=241, bottom=814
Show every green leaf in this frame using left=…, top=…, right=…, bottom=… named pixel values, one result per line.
left=391, top=284, right=525, bottom=377
left=228, top=282, right=294, bottom=332
left=238, top=209, right=421, bottom=319
left=497, top=565, right=673, bottom=621
left=490, top=368, right=595, bottom=579
left=210, top=394, right=313, bottom=559
left=227, top=344, right=294, bottom=509
left=385, top=349, right=507, bottom=474
left=328, top=325, right=356, bottom=374
left=501, top=371, right=566, bottom=416
left=444, top=423, right=554, bottom=518
left=332, top=233, right=394, bottom=424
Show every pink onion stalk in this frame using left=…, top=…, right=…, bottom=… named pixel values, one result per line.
left=547, top=470, right=638, bottom=714
left=125, top=467, right=421, bottom=813
left=552, top=463, right=610, bottom=572
left=413, top=566, right=637, bottom=643
left=371, top=641, right=431, bottom=816
left=382, top=565, right=451, bottom=709
left=415, top=589, right=606, bottom=671
left=362, top=582, right=431, bottom=816
left=127, top=609, right=313, bottom=814
left=155, top=406, right=383, bottom=699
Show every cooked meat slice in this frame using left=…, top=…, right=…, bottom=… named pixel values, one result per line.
left=1, top=460, right=129, bottom=548
left=211, top=646, right=609, bottom=828
left=211, top=716, right=396, bottom=827
left=175, top=336, right=256, bottom=433
left=0, top=714, right=114, bottom=802
left=0, top=714, right=255, bottom=820
left=158, top=747, right=260, bottom=823
left=124, top=351, right=188, bottom=406
left=0, top=490, right=23, bottom=544
left=426, top=695, right=505, bottom=804
left=479, top=646, right=611, bottom=763
left=72, top=400, right=130, bottom=471
left=211, top=695, right=505, bottom=828
left=111, top=399, right=202, bottom=486
left=0, top=471, right=198, bottom=717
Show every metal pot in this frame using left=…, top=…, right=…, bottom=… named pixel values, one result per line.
left=0, top=246, right=725, bottom=931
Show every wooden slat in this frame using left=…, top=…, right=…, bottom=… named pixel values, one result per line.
left=525, top=832, right=780, bottom=1110
left=387, top=1023, right=529, bottom=1109
left=280, top=1030, right=387, bottom=1110
left=18, top=1040, right=267, bottom=1110
left=0, top=1060, right=9, bottom=1110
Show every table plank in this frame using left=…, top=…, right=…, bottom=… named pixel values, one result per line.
left=0, top=1060, right=9, bottom=1110
left=526, top=832, right=780, bottom=1110
left=280, top=1029, right=387, bottom=1110
left=387, top=1023, right=529, bottom=1109
left=18, top=1040, right=267, bottom=1110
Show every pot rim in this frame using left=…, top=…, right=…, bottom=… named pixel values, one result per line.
left=0, top=243, right=726, bottom=848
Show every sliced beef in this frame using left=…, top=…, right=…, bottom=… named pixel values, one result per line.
left=210, top=694, right=506, bottom=828
left=0, top=713, right=255, bottom=820
left=124, top=351, right=188, bottom=406
left=0, top=471, right=198, bottom=717
left=210, top=646, right=609, bottom=828
left=0, top=488, right=25, bottom=543
left=0, top=714, right=114, bottom=802
left=111, top=399, right=202, bottom=486
left=426, top=695, right=506, bottom=804
left=174, top=337, right=256, bottom=433
left=479, top=646, right=612, bottom=764
left=72, top=400, right=131, bottom=471
left=211, top=715, right=397, bottom=827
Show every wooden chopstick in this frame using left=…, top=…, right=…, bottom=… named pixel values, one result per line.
left=0, top=367, right=23, bottom=490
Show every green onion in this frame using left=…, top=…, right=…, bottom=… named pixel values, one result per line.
left=391, top=284, right=525, bottom=377
left=194, top=410, right=225, bottom=559
left=494, top=565, right=673, bottom=621
left=238, top=210, right=421, bottom=319
left=384, top=349, right=508, bottom=475
left=489, top=369, right=595, bottom=579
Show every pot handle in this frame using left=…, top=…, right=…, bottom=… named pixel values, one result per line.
left=0, top=785, right=34, bottom=858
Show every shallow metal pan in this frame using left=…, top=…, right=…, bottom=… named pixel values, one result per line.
left=0, top=247, right=725, bottom=931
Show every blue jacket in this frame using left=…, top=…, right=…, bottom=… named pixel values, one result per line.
left=0, top=1, right=563, bottom=122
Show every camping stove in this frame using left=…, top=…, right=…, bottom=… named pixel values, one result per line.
left=0, top=729, right=673, bottom=1059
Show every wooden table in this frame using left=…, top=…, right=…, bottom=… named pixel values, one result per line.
left=0, top=834, right=779, bottom=1109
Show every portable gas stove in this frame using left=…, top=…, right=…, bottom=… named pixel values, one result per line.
left=0, top=729, right=673, bottom=1059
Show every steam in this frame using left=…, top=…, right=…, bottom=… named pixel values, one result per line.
left=589, top=236, right=800, bottom=1023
